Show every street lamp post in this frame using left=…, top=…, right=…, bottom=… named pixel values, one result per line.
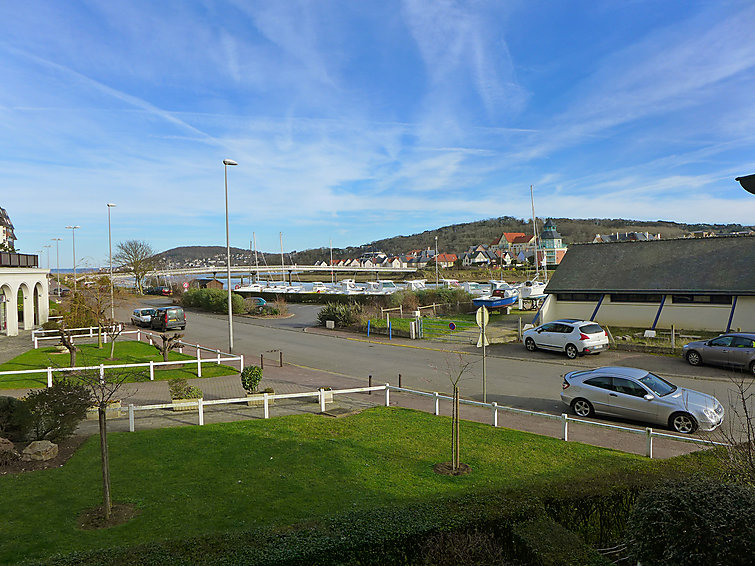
left=107, top=204, right=116, bottom=320
left=736, top=174, right=755, bottom=195
left=223, top=159, right=238, bottom=353
left=51, top=238, right=62, bottom=290
left=42, top=244, right=52, bottom=270
left=65, top=226, right=80, bottom=292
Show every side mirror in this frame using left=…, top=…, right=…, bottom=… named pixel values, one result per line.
left=644, top=394, right=654, bottom=401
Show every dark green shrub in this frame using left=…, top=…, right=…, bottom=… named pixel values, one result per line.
left=23, top=379, right=91, bottom=443
left=168, top=377, right=203, bottom=399
left=241, top=365, right=263, bottom=393
left=317, top=302, right=362, bottom=327
left=0, top=396, right=32, bottom=441
left=181, top=288, right=244, bottom=314
left=41, top=320, right=60, bottom=331
left=626, top=477, right=755, bottom=566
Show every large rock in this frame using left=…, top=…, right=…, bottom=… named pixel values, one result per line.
left=21, top=440, right=58, bottom=462
left=0, top=437, right=20, bottom=464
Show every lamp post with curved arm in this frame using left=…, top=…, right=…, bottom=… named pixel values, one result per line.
left=223, top=159, right=238, bottom=353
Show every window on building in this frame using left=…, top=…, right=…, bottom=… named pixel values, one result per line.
left=556, top=293, right=602, bottom=302
left=671, top=295, right=733, bottom=305
left=610, top=294, right=663, bottom=303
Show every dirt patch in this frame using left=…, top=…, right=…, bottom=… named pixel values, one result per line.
left=77, top=503, right=140, bottom=530
left=433, top=462, right=472, bottom=476
left=0, top=435, right=89, bottom=475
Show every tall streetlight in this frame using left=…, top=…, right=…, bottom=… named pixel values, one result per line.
left=435, top=235, right=439, bottom=288
left=65, top=226, right=80, bottom=292
left=107, top=203, right=116, bottom=320
left=223, top=159, right=238, bottom=353
left=42, top=244, right=52, bottom=270
left=51, top=238, right=62, bottom=290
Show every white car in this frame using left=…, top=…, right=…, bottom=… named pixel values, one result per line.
left=523, top=319, right=609, bottom=359
left=131, top=308, right=156, bottom=327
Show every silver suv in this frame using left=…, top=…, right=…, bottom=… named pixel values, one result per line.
left=682, top=332, right=755, bottom=376
left=523, top=319, right=609, bottom=359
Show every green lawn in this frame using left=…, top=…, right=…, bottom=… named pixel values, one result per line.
left=0, top=406, right=658, bottom=564
left=0, top=341, right=238, bottom=389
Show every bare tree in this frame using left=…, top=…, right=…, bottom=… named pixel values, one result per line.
left=154, top=333, right=183, bottom=362
left=714, top=373, right=755, bottom=485
left=79, top=276, right=113, bottom=348
left=77, top=365, right=146, bottom=521
left=446, top=353, right=472, bottom=471
left=58, top=327, right=79, bottom=367
left=113, top=240, right=155, bottom=295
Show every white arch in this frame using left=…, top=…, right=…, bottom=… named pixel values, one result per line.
left=0, top=282, right=14, bottom=336
left=0, top=268, right=50, bottom=336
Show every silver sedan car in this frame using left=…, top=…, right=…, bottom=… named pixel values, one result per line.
left=682, top=332, right=755, bottom=377
left=560, top=366, right=724, bottom=434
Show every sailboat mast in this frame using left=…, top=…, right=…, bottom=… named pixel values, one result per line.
left=279, top=232, right=285, bottom=284
left=253, top=232, right=259, bottom=284
left=530, top=185, right=540, bottom=280
left=330, top=238, right=334, bottom=285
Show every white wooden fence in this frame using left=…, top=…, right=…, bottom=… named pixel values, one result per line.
left=3, top=329, right=244, bottom=387
left=124, top=384, right=725, bottom=459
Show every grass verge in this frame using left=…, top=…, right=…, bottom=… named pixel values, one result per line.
left=0, top=406, right=674, bottom=564
left=0, top=341, right=238, bottom=389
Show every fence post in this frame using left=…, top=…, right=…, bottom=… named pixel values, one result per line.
left=89, top=327, right=93, bottom=338
left=148, top=336, right=153, bottom=346
left=279, top=351, right=283, bottom=367
left=263, top=393, right=269, bottom=419
left=671, top=325, right=676, bottom=350
left=197, top=349, right=202, bottom=378
left=398, top=373, right=402, bottom=388
left=384, top=384, right=390, bottom=407
left=368, top=374, right=372, bottom=394
left=47, top=367, right=53, bottom=388
left=198, top=398, right=204, bottom=426
left=492, top=402, right=498, bottom=427
left=129, top=404, right=135, bottom=432
left=319, top=388, right=326, bottom=413
left=562, top=413, right=569, bottom=442
left=389, top=321, right=392, bottom=341
left=149, top=360, right=154, bottom=381
left=367, top=319, right=370, bottom=337
left=434, top=392, right=439, bottom=415
left=178, top=345, right=183, bottom=354
left=239, top=354, right=245, bottom=373
left=646, top=428, right=653, bottom=458
left=137, top=330, right=141, bottom=342
left=260, top=354, right=264, bottom=370
left=34, top=336, right=38, bottom=349
left=99, top=364, right=105, bottom=384
left=216, top=350, right=221, bottom=365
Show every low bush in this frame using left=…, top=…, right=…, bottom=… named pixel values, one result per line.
left=23, top=379, right=91, bottom=443
left=0, top=396, right=32, bottom=442
left=317, top=302, right=363, bottom=327
left=626, top=476, right=755, bottom=566
left=241, top=365, right=263, bottom=393
left=182, top=288, right=244, bottom=314
left=168, top=377, right=203, bottom=400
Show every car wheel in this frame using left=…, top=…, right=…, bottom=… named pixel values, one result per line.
left=180, top=326, right=185, bottom=330
left=525, top=337, right=537, bottom=352
left=686, top=350, right=702, bottom=366
left=565, top=344, right=578, bottom=359
left=670, top=412, right=698, bottom=434
left=572, top=398, right=594, bottom=418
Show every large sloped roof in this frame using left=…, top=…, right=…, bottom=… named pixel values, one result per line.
left=0, top=207, right=16, bottom=240
left=545, top=236, right=755, bottom=295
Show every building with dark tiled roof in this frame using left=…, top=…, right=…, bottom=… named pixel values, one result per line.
left=539, top=236, right=755, bottom=332
left=0, top=207, right=16, bottom=249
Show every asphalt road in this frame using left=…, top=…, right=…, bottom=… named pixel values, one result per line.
left=121, top=298, right=750, bottom=434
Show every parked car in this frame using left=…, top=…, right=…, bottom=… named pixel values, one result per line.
left=130, top=308, right=156, bottom=327
left=150, top=306, right=186, bottom=331
left=561, top=366, right=724, bottom=434
left=523, top=319, right=609, bottom=359
left=249, top=297, right=266, bottom=307
left=682, top=332, right=755, bottom=376
left=145, top=286, right=173, bottom=296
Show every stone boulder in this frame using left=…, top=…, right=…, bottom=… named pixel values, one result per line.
left=0, top=437, right=20, bottom=464
left=21, top=440, right=59, bottom=462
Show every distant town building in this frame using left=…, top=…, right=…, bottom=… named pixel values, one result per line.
left=537, top=218, right=568, bottom=266
left=592, top=231, right=661, bottom=243
left=192, top=278, right=224, bottom=290
left=0, top=207, right=16, bottom=250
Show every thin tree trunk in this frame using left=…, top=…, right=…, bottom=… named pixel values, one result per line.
left=70, top=348, right=76, bottom=368
left=97, top=322, right=103, bottom=348
left=109, top=338, right=116, bottom=359
left=99, top=406, right=112, bottom=520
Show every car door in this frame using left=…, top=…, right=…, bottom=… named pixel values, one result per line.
left=729, top=336, right=755, bottom=369
left=581, top=376, right=613, bottom=414
left=607, top=377, right=658, bottom=423
left=534, top=323, right=560, bottom=349
left=703, top=336, right=734, bottom=366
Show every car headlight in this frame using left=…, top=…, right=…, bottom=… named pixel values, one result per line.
left=703, top=408, right=718, bottom=422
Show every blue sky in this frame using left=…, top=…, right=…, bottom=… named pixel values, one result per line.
left=2, top=1, right=755, bottom=268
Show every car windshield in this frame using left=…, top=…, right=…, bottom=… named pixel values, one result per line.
left=638, top=372, right=677, bottom=397
left=579, top=324, right=603, bottom=334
